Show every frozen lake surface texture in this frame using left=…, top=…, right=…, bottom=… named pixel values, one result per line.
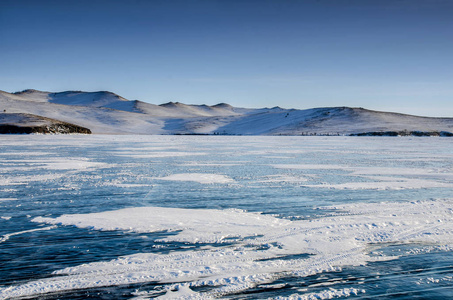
left=1, top=135, right=452, bottom=299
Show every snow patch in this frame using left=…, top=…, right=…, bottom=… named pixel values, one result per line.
left=155, top=173, right=234, bottom=184
left=274, top=287, right=366, bottom=300
left=8, top=199, right=451, bottom=299
left=304, top=176, right=453, bottom=190
left=33, top=206, right=282, bottom=241
left=0, top=226, right=56, bottom=244
left=258, top=174, right=309, bottom=183
left=0, top=198, right=17, bottom=202
left=273, top=164, right=453, bottom=190
left=114, top=152, right=207, bottom=158
left=273, top=164, right=346, bottom=170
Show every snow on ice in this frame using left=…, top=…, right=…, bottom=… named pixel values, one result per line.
left=0, top=199, right=449, bottom=298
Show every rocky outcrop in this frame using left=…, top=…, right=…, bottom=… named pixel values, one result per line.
left=0, top=113, right=91, bottom=134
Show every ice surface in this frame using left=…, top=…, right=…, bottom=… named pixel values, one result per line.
left=0, top=226, right=56, bottom=244
left=0, top=198, right=16, bottom=202
left=302, top=176, right=453, bottom=190
left=258, top=174, right=309, bottom=183
left=2, top=135, right=453, bottom=299
left=114, top=151, right=208, bottom=158
left=0, top=158, right=108, bottom=171
left=6, top=199, right=448, bottom=299
left=273, top=164, right=347, bottom=170
left=273, top=164, right=453, bottom=190
left=0, top=157, right=112, bottom=187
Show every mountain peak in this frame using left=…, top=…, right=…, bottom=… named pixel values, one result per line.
left=14, top=89, right=48, bottom=94
left=160, top=101, right=185, bottom=108
left=213, top=103, right=233, bottom=109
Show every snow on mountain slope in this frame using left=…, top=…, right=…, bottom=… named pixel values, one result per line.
left=1, top=92, right=164, bottom=134
left=185, top=106, right=453, bottom=135
left=134, top=101, right=241, bottom=118
left=10, top=89, right=51, bottom=102
left=0, top=112, right=70, bottom=127
left=14, top=89, right=136, bottom=111
left=2, top=89, right=453, bottom=135
left=10, top=90, right=242, bottom=118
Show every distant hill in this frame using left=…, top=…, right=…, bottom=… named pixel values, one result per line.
left=0, top=112, right=91, bottom=134
left=1, top=89, right=453, bottom=135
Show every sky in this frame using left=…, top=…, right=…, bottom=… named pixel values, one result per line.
left=1, top=0, right=452, bottom=117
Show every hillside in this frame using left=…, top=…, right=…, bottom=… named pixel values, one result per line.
left=0, top=113, right=91, bottom=134
left=1, top=89, right=453, bottom=135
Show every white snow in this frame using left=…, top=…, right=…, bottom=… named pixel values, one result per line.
left=2, top=199, right=448, bottom=299
left=1, top=158, right=108, bottom=171
left=302, top=176, right=453, bottom=190
left=0, top=226, right=56, bottom=244
left=273, top=164, right=347, bottom=170
left=258, top=174, right=309, bottom=183
left=272, top=164, right=453, bottom=190
left=32, top=207, right=281, bottom=241
left=0, top=174, right=67, bottom=186
left=181, top=162, right=240, bottom=166
left=114, top=151, right=207, bottom=158
left=0, top=198, right=17, bottom=202
left=0, top=157, right=112, bottom=187
left=274, top=287, right=365, bottom=300
left=154, top=173, right=234, bottom=184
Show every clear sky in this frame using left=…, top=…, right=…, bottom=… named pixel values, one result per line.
left=1, top=0, right=452, bottom=116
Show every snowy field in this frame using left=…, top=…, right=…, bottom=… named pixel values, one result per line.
left=0, top=135, right=452, bottom=299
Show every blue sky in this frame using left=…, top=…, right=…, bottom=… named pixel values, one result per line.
left=1, top=0, right=452, bottom=116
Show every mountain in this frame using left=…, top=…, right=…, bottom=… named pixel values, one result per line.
left=1, top=89, right=453, bottom=135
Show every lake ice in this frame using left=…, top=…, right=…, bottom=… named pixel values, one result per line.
left=0, top=135, right=452, bottom=299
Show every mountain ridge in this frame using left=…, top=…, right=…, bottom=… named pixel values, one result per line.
left=1, top=89, right=452, bottom=135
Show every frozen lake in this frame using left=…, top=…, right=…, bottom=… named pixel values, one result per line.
left=1, top=135, right=452, bottom=299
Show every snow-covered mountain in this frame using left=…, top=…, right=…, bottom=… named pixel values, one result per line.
left=1, top=89, right=453, bottom=135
